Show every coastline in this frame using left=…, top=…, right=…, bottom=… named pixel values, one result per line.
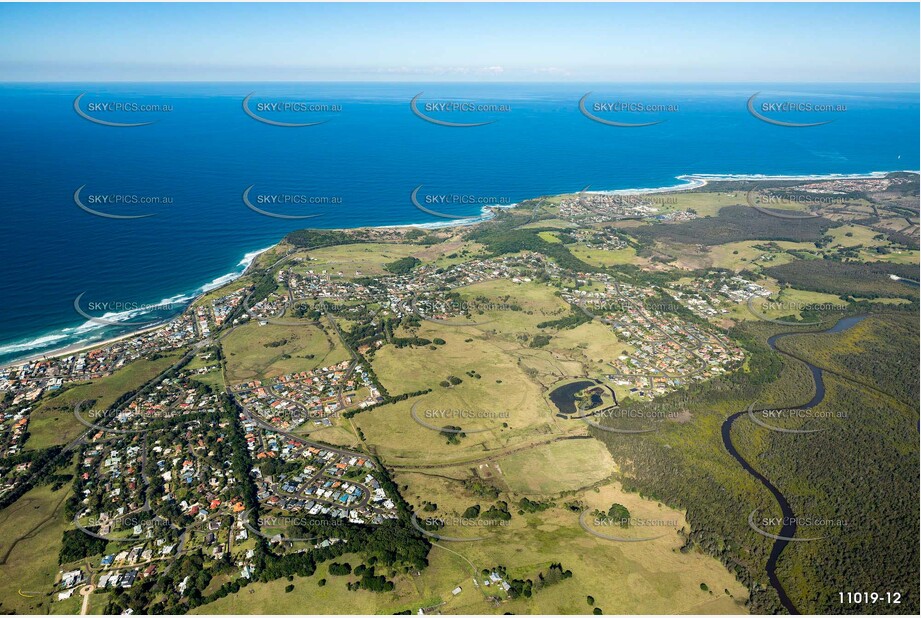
left=0, top=244, right=274, bottom=370
left=0, top=244, right=275, bottom=371
left=3, top=169, right=916, bottom=370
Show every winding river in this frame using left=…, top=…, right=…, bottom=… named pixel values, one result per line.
left=721, top=315, right=867, bottom=615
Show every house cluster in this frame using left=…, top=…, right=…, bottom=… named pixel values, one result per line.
left=562, top=277, right=745, bottom=399
left=572, top=227, right=628, bottom=250
left=0, top=313, right=199, bottom=406
left=242, top=421, right=398, bottom=527
left=75, top=413, right=246, bottom=564
left=233, top=360, right=380, bottom=430
left=97, top=566, right=142, bottom=590
left=210, top=287, right=249, bottom=327
left=189, top=286, right=253, bottom=336
left=405, top=255, right=547, bottom=321
left=55, top=569, right=87, bottom=600
left=91, top=539, right=177, bottom=580
left=272, top=253, right=549, bottom=329
left=798, top=176, right=909, bottom=195
left=669, top=274, right=773, bottom=318
left=557, top=192, right=667, bottom=223
left=78, top=438, right=147, bottom=519
left=0, top=458, right=32, bottom=501
left=0, top=406, right=29, bottom=456
left=481, top=570, right=513, bottom=594
left=146, top=419, right=245, bottom=522
left=284, top=269, right=380, bottom=306
left=651, top=209, right=698, bottom=222
left=408, top=254, right=547, bottom=293
left=105, top=375, right=220, bottom=433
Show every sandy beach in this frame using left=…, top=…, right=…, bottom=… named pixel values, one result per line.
left=4, top=169, right=914, bottom=370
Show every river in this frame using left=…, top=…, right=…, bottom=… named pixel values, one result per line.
left=721, top=315, right=867, bottom=614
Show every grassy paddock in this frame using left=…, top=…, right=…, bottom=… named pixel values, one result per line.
left=222, top=321, right=349, bottom=383
left=25, top=352, right=182, bottom=450
left=0, top=480, right=75, bottom=615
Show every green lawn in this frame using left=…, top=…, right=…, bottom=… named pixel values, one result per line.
left=0, top=480, right=75, bottom=615
left=222, top=321, right=350, bottom=384
left=498, top=438, right=616, bottom=495
left=25, top=352, right=182, bottom=450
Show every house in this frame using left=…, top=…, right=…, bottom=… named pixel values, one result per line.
left=60, top=569, right=85, bottom=588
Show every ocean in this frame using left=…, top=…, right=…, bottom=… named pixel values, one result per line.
left=0, top=82, right=917, bottom=364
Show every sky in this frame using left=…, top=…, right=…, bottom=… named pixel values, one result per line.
left=0, top=2, right=918, bottom=82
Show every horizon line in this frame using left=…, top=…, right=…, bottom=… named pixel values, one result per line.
left=2, top=79, right=920, bottom=85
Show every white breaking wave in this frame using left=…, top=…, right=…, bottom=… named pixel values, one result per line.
left=0, top=245, right=274, bottom=362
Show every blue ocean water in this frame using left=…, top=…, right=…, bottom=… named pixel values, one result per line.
left=0, top=82, right=917, bottom=364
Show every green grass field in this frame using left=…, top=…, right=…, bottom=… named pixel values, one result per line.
left=392, top=467, right=749, bottom=615
left=292, top=242, right=421, bottom=277
left=361, top=276, right=645, bottom=466
left=192, top=469, right=749, bottom=616
left=191, top=552, right=448, bottom=615
left=653, top=192, right=745, bottom=218
left=544, top=321, right=635, bottom=380
left=25, top=352, right=182, bottom=450
left=570, top=243, right=642, bottom=267
left=705, top=241, right=798, bottom=271
left=497, top=438, right=615, bottom=495
left=536, top=231, right=563, bottom=244
left=520, top=219, right=577, bottom=229
left=360, top=327, right=559, bottom=466
left=0, top=480, right=74, bottom=615
left=222, top=321, right=350, bottom=384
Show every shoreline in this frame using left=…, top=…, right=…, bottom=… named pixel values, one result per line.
left=0, top=245, right=276, bottom=371
left=3, top=168, right=916, bottom=370
left=0, top=245, right=275, bottom=370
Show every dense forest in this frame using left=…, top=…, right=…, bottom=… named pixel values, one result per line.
left=592, top=312, right=919, bottom=614
left=777, top=312, right=919, bottom=406
left=631, top=205, right=838, bottom=245
left=764, top=260, right=919, bottom=300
